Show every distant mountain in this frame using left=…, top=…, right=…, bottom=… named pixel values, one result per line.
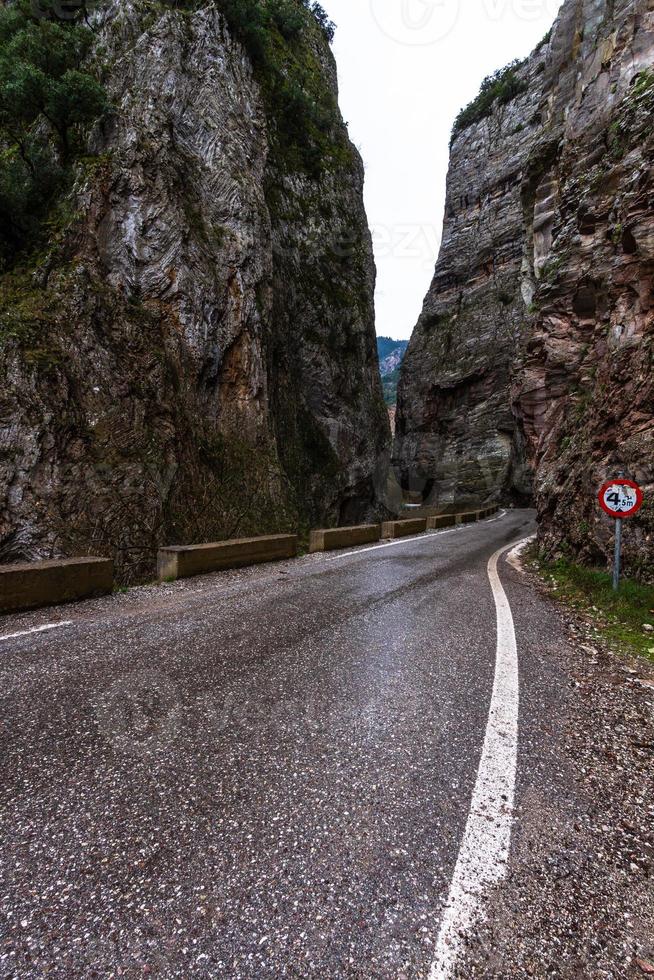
left=377, top=336, right=408, bottom=371
left=377, top=337, right=408, bottom=405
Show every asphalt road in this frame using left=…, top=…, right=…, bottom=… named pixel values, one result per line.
left=1, top=509, right=652, bottom=979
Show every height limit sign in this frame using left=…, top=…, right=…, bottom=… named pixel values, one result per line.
left=598, top=478, right=644, bottom=590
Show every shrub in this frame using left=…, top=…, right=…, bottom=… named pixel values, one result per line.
left=270, top=0, right=305, bottom=40
left=214, top=0, right=344, bottom=178
left=631, top=69, right=654, bottom=97
left=307, top=2, right=335, bottom=43
left=451, top=60, right=528, bottom=143
left=217, top=0, right=335, bottom=59
left=0, top=0, right=107, bottom=268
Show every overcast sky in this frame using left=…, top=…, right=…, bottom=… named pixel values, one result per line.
left=321, top=0, right=564, bottom=340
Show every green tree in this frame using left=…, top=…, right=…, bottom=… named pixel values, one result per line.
left=42, top=68, right=107, bottom=162
left=0, top=0, right=107, bottom=266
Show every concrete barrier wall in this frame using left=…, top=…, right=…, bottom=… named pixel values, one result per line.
left=0, top=558, right=114, bottom=614
left=427, top=514, right=457, bottom=530
left=158, top=534, right=298, bottom=582
left=381, top=518, right=428, bottom=539
left=427, top=506, right=498, bottom=530
left=0, top=507, right=502, bottom=611
left=159, top=507, right=501, bottom=580
left=310, top=525, right=381, bottom=553
left=457, top=512, right=479, bottom=525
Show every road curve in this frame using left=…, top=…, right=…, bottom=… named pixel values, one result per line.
left=1, top=509, right=650, bottom=978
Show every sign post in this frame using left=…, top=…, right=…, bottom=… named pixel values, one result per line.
left=612, top=517, right=623, bottom=592
left=597, top=476, right=644, bottom=591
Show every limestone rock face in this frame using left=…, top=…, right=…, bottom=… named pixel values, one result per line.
left=0, top=1, right=389, bottom=581
left=396, top=0, right=654, bottom=575
left=395, top=46, right=546, bottom=513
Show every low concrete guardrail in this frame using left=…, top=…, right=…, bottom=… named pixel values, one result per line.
left=381, top=518, right=428, bottom=539
left=427, top=514, right=457, bottom=530
left=0, top=507, right=502, bottom=613
left=0, top=557, right=113, bottom=615
left=158, top=534, right=298, bottom=582
left=310, top=524, right=381, bottom=553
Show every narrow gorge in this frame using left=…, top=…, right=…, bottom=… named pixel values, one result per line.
left=2, top=0, right=653, bottom=585
left=395, top=0, right=654, bottom=577
left=0, top=0, right=389, bottom=582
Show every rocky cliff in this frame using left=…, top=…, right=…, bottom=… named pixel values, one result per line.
left=0, top=0, right=389, bottom=582
left=395, top=0, right=654, bottom=576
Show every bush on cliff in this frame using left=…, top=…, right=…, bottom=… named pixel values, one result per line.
left=217, top=0, right=335, bottom=50
left=451, top=59, right=528, bottom=143
left=0, top=0, right=107, bottom=269
left=214, top=0, right=342, bottom=177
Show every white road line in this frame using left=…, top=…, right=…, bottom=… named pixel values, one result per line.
left=324, top=510, right=507, bottom=562
left=0, top=621, right=73, bottom=643
left=507, top=534, right=537, bottom=572
left=429, top=535, right=528, bottom=980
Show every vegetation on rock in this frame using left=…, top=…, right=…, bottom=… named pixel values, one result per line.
left=172, top=0, right=343, bottom=177
left=451, top=59, right=528, bottom=143
left=0, top=0, right=341, bottom=278
left=377, top=337, right=409, bottom=406
left=216, top=0, right=334, bottom=48
left=0, top=0, right=107, bottom=270
left=381, top=367, right=401, bottom=407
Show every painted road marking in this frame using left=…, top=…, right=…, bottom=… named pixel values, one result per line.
left=0, top=621, right=73, bottom=643
left=507, top=534, right=537, bottom=573
left=429, top=535, right=528, bottom=980
left=325, top=510, right=508, bottom=562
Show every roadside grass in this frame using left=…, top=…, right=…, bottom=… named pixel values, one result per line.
left=532, top=554, right=654, bottom=663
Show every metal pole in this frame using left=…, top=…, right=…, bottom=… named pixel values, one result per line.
left=613, top=517, right=622, bottom=592
left=612, top=469, right=626, bottom=592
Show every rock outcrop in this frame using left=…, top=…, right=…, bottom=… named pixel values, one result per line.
left=396, top=0, right=654, bottom=576
left=0, top=0, right=389, bottom=582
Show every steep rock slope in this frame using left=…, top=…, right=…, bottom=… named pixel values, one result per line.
left=394, top=48, right=547, bottom=510
left=396, top=0, right=653, bottom=575
left=0, top=0, right=389, bottom=581
left=518, top=0, right=654, bottom=574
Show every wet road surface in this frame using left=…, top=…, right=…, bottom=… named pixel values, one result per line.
left=3, top=507, right=643, bottom=978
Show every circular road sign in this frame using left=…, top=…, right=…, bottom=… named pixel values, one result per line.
left=598, top=479, right=644, bottom=519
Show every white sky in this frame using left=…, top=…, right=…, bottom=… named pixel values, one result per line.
left=322, top=0, right=564, bottom=340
